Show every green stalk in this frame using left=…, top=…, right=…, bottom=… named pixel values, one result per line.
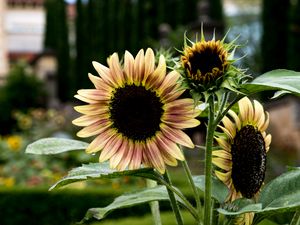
left=146, top=179, right=162, bottom=225
left=163, top=171, right=184, bottom=225
left=290, top=210, right=300, bottom=225
left=204, top=96, right=217, bottom=225
left=181, top=159, right=202, bottom=224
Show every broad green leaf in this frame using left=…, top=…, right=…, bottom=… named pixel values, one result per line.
left=193, top=175, right=229, bottom=203
left=218, top=169, right=300, bottom=218
left=50, top=162, right=159, bottom=190
left=217, top=199, right=262, bottom=215
left=241, top=69, right=300, bottom=96
left=82, top=186, right=174, bottom=222
left=26, top=138, right=88, bottom=155
left=258, top=168, right=300, bottom=212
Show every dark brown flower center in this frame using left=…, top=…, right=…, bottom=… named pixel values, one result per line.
left=109, top=85, right=163, bottom=141
left=189, top=46, right=223, bottom=76
left=231, top=125, right=266, bottom=198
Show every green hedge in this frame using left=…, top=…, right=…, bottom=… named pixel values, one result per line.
left=0, top=187, right=155, bottom=225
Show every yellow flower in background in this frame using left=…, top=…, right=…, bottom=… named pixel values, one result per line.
left=0, top=177, right=15, bottom=187
left=73, top=48, right=201, bottom=173
left=213, top=97, right=271, bottom=201
left=6, top=135, right=23, bottom=152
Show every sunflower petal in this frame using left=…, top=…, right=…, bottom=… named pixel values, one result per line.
left=161, top=124, right=194, bottom=148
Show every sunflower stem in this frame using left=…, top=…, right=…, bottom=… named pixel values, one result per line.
left=290, top=210, right=300, bottom=225
left=181, top=158, right=202, bottom=223
left=204, top=96, right=217, bottom=225
left=146, top=179, right=162, bottom=225
left=163, top=171, right=184, bottom=225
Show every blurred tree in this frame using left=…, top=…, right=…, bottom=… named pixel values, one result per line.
left=44, top=0, right=72, bottom=102
left=288, top=0, right=300, bottom=71
left=261, top=0, right=291, bottom=72
left=75, top=0, right=89, bottom=89
left=0, top=63, right=46, bottom=135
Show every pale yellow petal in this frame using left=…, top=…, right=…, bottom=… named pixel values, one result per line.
left=107, top=53, right=124, bottom=86
left=144, top=48, right=155, bottom=79
left=215, top=137, right=231, bottom=152
left=212, top=157, right=232, bottom=171
left=72, top=114, right=101, bottom=127
left=212, top=150, right=232, bottom=160
left=222, top=116, right=236, bottom=138
left=264, top=134, right=272, bottom=150
left=77, top=89, right=111, bottom=101
left=228, top=109, right=241, bottom=130
left=145, top=55, right=166, bottom=89
left=253, top=100, right=264, bottom=125
left=123, top=50, right=135, bottom=84
left=133, top=49, right=145, bottom=84
left=92, top=61, right=116, bottom=87
left=74, top=94, right=100, bottom=104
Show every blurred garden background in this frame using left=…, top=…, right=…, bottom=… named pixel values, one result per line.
left=0, top=0, right=299, bottom=224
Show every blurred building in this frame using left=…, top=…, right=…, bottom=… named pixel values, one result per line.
left=0, top=0, right=45, bottom=80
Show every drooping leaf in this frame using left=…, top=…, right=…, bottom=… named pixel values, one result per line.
left=82, top=186, right=174, bottom=222
left=193, top=175, right=229, bottom=203
left=26, top=138, right=89, bottom=155
left=241, top=69, right=300, bottom=96
left=217, top=198, right=262, bottom=215
left=50, top=162, right=160, bottom=190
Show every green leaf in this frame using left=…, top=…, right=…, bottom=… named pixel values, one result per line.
left=26, top=138, right=88, bottom=155
left=258, top=168, right=300, bottom=213
left=50, top=162, right=159, bottom=190
left=217, top=199, right=262, bottom=215
left=193, top=175, right=229, bottom=203
left=218, top=169, right=300, bottom=218
left=241, top=69, right=300, bottom=96
left=82, top=186, right=172, bottom=222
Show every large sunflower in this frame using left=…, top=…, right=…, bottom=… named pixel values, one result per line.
left=73, top=48, right=201, bottom=173
left=212, top=97, right=272, bottom=201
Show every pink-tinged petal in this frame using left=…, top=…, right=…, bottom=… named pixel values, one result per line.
left=77, top=89, right=111, bottom=101
left=74, top=94, right=100, bottom=104
left=110, top=138, right=128, bottom=169
left=74, top=104, right=109, bottom=115
left=155, top=133, right=185, bottom=161
left=86, top=128, right=116, bottom=153
left=164, top=108, right=201, bottom=119
left=158, top=70, right=180, bottom=93
left=145, top=55, right=166, bottom=89
left=117, top=140, right=134, bottom=171
left=145, top=140, right=165, bottom=173
left=133, top=49, right=145, bottom=84
left=88, top=73, right=112, bottom=91
left=164, top=118, right=200, bottom=129
left=144, top=48, right=155, bottom=79
left=163, top=98, right=195, bottom=111
left=72, top=114, right=101, bottom=127
left=129, top=142, right=143, bottom=170
left=161, top=124, right=194, bottom=148
left=161, top=89, right=185, bottom=103
left=99, top=134, right=123, bottom=162
left=92, top=61, right=116, bottom=87
left=107, top=53, right=124, bottom=86
left=77, top=119, right=112, bottom=138
left=123, top=50, right=135, bottom=84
